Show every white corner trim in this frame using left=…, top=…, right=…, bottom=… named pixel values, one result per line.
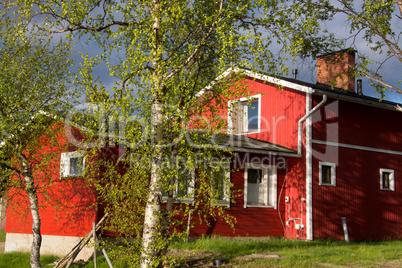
left=305, top=93, right=313, bottom=241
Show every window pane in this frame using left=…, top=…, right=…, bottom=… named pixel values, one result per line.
left=247, top=168, right=263, bottom=205
left=321, top=165, right=332, bottom=184
left=247, top=101, right=259, bottom=131
left=177, top=168, right=191, bottom=197
left=70, top=157, right=83, bottom=175
left=248, top=169, right=262, bottom=184
left=212, top=169, right=225, bottom=200
left=382, top=172, right=390, bottom=189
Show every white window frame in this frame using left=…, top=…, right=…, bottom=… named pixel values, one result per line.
left=211, top=170, right=231, bottom=207
left=319, top=162, right=336, bottom=186
left=60, top=151, right=85, bottom=178
left=228, top=94, right=261, bottom=134
left=244, top=163, right=277, bottom=209
left=380, top=168, right=395, bottom=191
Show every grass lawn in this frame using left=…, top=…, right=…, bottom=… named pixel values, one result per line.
left=0, top=230, right=5, bottom=243
left=174, top=237, right=402, bottom=267
left=0, top=252, right=58, bottom=268
left=0, top=238, right=400, bottom=267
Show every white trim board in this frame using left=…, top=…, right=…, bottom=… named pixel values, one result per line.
left=312, top=140, right=402, bottom=156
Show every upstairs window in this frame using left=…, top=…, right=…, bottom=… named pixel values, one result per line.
left=319, top=162, right=336, bottom=186
left=60, top=151, right=85, bottom=178
left=380, top=169, right=395, bottom=191
left=229, top=95, right=261, bottom=134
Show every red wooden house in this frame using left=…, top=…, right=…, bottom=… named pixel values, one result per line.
left=4, top=50, right=402, bottom=257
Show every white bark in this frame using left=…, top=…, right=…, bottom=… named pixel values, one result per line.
left=140, top=103, right=164, bottom=268
left=20, top=154, right=42, bottom=268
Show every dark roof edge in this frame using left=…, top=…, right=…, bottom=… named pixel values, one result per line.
left=312, top=88, right=400, bottom=112
left=236, top=67, right=401, bottom=113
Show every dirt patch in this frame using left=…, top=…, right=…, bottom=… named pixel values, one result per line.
left=167, top=250, right=222, bottom=267
left=167, top=250, right=281, bottom=267
left=234, top=253, right=280, bottom=261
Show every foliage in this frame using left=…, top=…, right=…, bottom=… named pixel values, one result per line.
left=26, top=0, right=344, bottom=267
left=0, top=1, right=79, bottom=267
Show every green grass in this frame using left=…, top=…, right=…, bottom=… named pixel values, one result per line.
left=0, top=238, right=401, bottom=267
left=175, top=237, right=402, bottom=267
left=0, top=230, right=5, bottom=243
left=0, top=252, right=58, bottom=268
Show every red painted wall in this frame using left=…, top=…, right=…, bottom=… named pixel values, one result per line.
left=312, top=96, right=402, bottom=240
left=5, top=128, right=97, bottom=238
left=284, top=156, right=307, bottom=240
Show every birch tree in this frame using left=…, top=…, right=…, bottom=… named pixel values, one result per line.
left=31, top=0, right=339, bottom=267
left=0, top=2, right=76, bottom=267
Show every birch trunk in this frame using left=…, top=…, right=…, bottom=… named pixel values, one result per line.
left=20, top=154, right=42, bottom=268
left=140, top=1, right=167, bottom=266
left=140, top=102, right=164, bottom=268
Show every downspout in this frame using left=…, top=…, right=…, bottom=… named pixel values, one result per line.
left=298, top=94, right=327, bottom=154
left=298, top=93, right=327, bottom=240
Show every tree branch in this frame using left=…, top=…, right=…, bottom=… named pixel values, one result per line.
left=164, top=0, right=224, bottom=82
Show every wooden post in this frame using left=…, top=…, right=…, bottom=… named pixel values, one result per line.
left=102, top=248, right=114, bottom=268
left=93, top=222, right=97, bottom=268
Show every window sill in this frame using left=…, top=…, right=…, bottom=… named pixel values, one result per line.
left=380, top=188, right=394, bottom=191
left=319, top=183, right=336, bottom=187
left=245, top=204, right=275, bottom=208
left=162, top=197, right=194, bottom=204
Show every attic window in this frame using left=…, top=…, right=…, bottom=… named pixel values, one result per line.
left=229, top=95, right=261, bottom=134
left=380, top=169, right=395, bottom=191
left=60, top=151, right=85, bottom=178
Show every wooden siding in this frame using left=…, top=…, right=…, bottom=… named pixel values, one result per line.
left=312, top=96, right=402, bottom=240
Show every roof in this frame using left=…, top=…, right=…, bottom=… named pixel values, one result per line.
left=237, top=67, right=401, bottom=112
left=195, top=132, right=299, bottom=157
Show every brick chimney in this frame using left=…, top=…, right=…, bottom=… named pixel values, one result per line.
left=317, top=49, right=356, bottom=92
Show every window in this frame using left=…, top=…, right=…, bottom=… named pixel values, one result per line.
left=228, top=95, right=261, bottom=134
left=162, top=163, right=195, bottom=203
left=60, top=151, right=85, bottom=178
left=319, top=162, right=336, bottom=186
left=244, top=164, right=277, bottom=208
left=211, top=168, right=230, bottom=206
left=380, top=169, right=395, bottom=191
left=176, top=167, right=195, bottom=200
